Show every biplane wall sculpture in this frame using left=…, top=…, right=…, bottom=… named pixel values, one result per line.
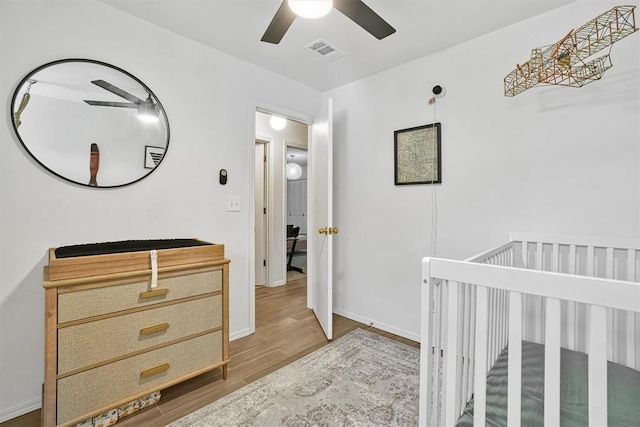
left=504, top=5, right=638, bottom=97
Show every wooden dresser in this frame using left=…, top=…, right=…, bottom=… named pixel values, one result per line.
left=42, top=240, right=230, bottom=427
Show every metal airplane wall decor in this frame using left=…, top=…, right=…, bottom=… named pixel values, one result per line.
left=504, top=5, right=637, bottom=97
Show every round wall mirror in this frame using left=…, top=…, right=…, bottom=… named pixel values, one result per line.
left=11, top=59, right=170, bottom=188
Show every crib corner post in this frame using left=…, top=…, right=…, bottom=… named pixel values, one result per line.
left=419, top=257, right=437, bottom=427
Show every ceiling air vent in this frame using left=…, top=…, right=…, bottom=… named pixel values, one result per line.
left=305, top=39, right=345, bottom=61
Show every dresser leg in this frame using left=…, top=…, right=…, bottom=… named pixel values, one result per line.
left=222, top=364, right=228, bottom=380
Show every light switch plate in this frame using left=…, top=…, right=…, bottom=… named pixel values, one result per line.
left=227, top=196, right=241, bottom=212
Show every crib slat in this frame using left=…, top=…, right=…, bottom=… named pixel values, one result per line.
left=507, top=291, right=522, bottom=427
left=628, top=311, right=637, bottom=370
left=544, top=297, right=561, bottom=426
left=606, top=247, right=614, bottom=279
left=461, top=284, right=472, bottom=409
left=433, top=282, right=443, bottom=425
left=568, top=245, right=577, bottom=274
left=457, top=285, right=466, bottom=418
left=552, top=243, right=559, bottom=272
left=500, top=290, right=507, bottom=352
left=488, top=289, right=496, bottom=368
left=589, top=305, right=608, bottom=427
left=568, top=245, right=577, bottom=351
left=587, top=246, right=595, bottom=276
left=605, top=247, right=616, bottom=362
left=521, top=241, right=528, bottom=268
left=473, top=286, right=488, bottom=427
left=536, top=242, right=543, bottom=270
left=628, top=249, right=636, bottom=282
left=625, top=250, right=636, bottom=369
left=468, top=285, right=477, bottom=404
left=444, top=281, right=460, bottom=426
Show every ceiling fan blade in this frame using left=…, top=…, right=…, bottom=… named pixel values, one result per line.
left=261, top=0, right=297, bottom=44
left=91, top=80, right=144, bottom=104
left=83, top=100, right=137, bottom=108
left=334, top=0, right=395, bottom=40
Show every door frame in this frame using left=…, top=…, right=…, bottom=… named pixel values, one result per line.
left=254, top=139, right=270, bottom=287
left=248, top=100, right=313, bottom=334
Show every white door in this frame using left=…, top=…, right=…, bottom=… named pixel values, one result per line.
left=308, top=98, right=334, bottom=340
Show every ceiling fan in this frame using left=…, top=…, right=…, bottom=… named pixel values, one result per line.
left=83, top=80, right=158, bottom=122
left=261, top=0, right=396, bottom=44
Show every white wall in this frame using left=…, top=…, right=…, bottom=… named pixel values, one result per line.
left=0, top=0, right=321, bottom=420
left=327, top=0, right=640, bottom=341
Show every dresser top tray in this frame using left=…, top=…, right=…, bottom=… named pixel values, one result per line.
left=46, top=238, right=224, bottom=282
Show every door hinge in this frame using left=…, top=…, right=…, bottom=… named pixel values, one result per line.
left=264, top=155, right=267, bottom=162
left=263, top=207, right=266, bottom=214
left=263, top=259, right=266, bottom=267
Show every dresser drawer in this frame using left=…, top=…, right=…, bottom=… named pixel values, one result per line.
left=58, top=269, right=222, bottom=323
left=57, top=331, right=223, bottom=425
left=57, top=295, right=222, bottom=375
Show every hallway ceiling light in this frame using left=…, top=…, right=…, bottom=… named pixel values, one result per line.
left=270, top=115, right=287, bottom=130
left=288, top=0, right=333, bottom=19
left=286, top=155, right=302, bottom=180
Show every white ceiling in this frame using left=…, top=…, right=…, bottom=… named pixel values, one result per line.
left=99, top=0, right=577, bottom=91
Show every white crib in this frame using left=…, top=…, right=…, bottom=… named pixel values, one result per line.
left=419, top=232, right=640, bottom=427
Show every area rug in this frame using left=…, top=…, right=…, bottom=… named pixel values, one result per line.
left=169, top=328, right=420, bottom=426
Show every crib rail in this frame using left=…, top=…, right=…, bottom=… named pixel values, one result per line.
left=419, top=253, right=640, bottom=427
left=510, top=232, right=640, bottom=365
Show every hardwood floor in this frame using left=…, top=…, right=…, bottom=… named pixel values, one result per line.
left=2, top=277, right=419, bottom=427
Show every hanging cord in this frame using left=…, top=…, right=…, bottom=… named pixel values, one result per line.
left=13, top=79, right=36, bottom=129
left=430, top=99, right=438, bottom=257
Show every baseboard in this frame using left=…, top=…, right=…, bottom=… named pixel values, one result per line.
left=230, top=327, right=253, bottom=341
left=0, top=398, right=41, bottom=423
left=333, top=308, right=421, bottom=343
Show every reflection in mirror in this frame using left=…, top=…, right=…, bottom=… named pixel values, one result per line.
left=11, top=59, right=170, bottom=188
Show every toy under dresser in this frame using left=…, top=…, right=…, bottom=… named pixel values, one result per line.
left=42, top=239, right=230, bottom=427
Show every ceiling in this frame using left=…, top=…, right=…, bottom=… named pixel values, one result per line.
left=99, top=0, right=577, bottom=92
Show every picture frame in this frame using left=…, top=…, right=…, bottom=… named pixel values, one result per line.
left=394, top=122, right=441, bottom=185
left=144, top=145, right=165, bottom=169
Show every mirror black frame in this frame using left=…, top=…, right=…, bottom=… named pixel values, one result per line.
left=10, top=58, right=170, bottom=188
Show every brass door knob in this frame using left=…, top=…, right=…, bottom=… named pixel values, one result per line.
left=318, top=227, right=339, bottom=235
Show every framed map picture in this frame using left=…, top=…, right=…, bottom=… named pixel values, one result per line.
left=394, top=122, right=441, bottom=185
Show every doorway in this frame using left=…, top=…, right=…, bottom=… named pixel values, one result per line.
left=254, top=110, right=308, bottom=289
left=250, top=99, right=334, bottom=340
left=286, top=146, right=308, bottom=282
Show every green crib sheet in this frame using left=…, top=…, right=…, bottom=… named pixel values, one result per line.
left=456, top=341, right=640, bottom=427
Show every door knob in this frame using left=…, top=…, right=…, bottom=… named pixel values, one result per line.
left=318, top=227, right=339, bottom=235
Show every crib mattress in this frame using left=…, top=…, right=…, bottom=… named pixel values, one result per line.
left=456, top=341, right=640, bottom=427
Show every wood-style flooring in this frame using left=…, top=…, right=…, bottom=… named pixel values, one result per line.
left=2, top=277, right=419, bottom=427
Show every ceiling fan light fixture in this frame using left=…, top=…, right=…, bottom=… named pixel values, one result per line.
left=287, top=0, right=333, bottom=19
left=138, top=95, right=159, bottom=123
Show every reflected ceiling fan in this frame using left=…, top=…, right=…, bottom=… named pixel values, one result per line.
left=261, top=0, right=395, bottom=44
left=83, top=80, right=158, bottom=122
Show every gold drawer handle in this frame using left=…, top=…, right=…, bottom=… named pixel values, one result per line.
left=139, top=288, right=169, bottom=299
left=140, top=323, right=170, bottom=336
left=140, top=363, right=170, bottom=378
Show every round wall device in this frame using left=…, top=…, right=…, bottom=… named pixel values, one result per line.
left=432, top=85, right=446, bottom=98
